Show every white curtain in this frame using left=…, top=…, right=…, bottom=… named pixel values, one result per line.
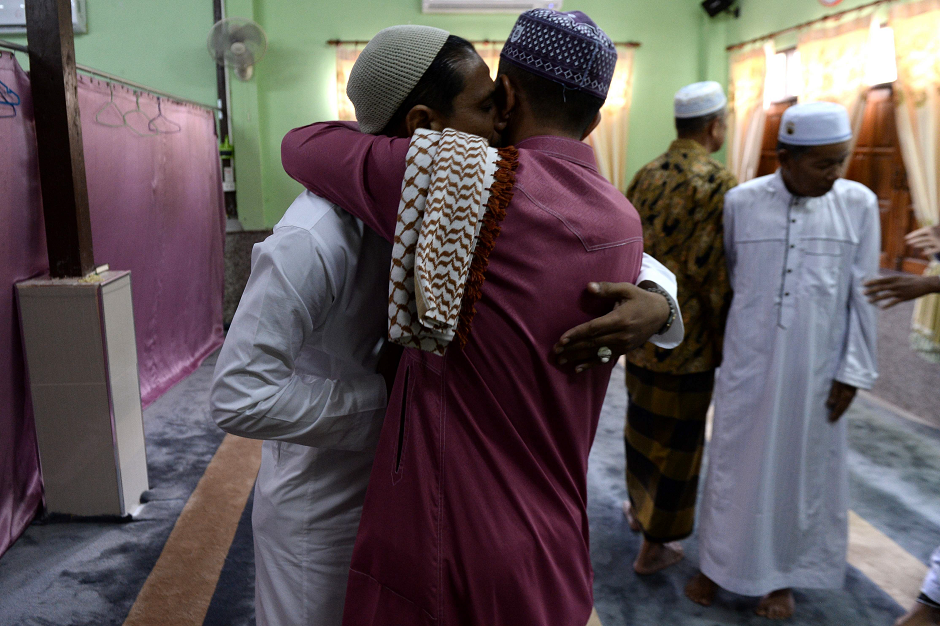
left=478, top=41, right=637, bottom=191
left=728, top=43, right=774, bottom=183
left=335, top=43, right=366, bottom=121
left=890, top=0, right=940, bottom=359
left=475, top=41, right=503, bottom=81
left=797, top=15, right=874, bottom=151
left=891, top=1, right=940, bottom=228
left=584, top=44, right=637, bottom=192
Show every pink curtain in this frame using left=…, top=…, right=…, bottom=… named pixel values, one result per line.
left=79, top=73, right=226, bottom=403
left=0, top=51, right=46, bottom=561
left=0, top=52, right=225, bottom=556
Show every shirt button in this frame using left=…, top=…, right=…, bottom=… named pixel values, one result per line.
left=790, top=244, right=795, bottom=249
left=791, top=218, right=796, bottom=223
left=787, top=269, right=793, bottom=273
left=785, top=292, right=790, bottom=296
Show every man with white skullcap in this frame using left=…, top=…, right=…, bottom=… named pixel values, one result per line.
left=620, top=81, right=737, bottom=576
left=280, top=9, right=678, bottom=626
left=686, top=101, right=879, bottom=620
left=210, top=26, right=507, bottom=626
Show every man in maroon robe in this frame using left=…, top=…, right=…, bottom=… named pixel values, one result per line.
left=280, top=10, right=666, bottom=625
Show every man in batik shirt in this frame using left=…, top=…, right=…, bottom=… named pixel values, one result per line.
left=622, top=81, right=737, bottom=575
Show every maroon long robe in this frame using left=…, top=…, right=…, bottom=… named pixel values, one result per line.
left=281, top=123, right=643, bottom=626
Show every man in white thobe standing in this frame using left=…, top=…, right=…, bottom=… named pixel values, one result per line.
left=210, top=25, right=686, bottom=626
left=685, top=102, right=879, bottom=620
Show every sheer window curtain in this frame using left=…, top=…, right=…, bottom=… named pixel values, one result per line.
left=585, top=45, right=636, bottom=193
left=335, top=41, right=501, bottom=122
left=336, top=43, right=366, bottom=121
left=797, top=16, right=874, bottom=152
left=481, top=41, right=637, bottom=192
left=475, top=41, right=503, bottom=81
left=728, top=43, right=774, bottom=183
left=891, top=0, right=940, bottom=360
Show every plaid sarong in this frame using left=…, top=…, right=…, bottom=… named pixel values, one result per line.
left=624, top=362, right=715, bottom=543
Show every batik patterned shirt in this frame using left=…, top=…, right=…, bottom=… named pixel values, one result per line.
left=626, top=139, right=737, bottom=374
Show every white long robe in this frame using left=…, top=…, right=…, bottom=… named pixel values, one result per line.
left=209, top=192, right=684, bottom=626
left=210, top=192, right=391, bottom=626
left=698, top=171, right=879, bottom=596
left=924, top=546, right=940, bottom=604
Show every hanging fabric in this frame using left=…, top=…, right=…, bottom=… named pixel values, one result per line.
left=797, top=15, right=874, bottom=152
left=0, top=50, right=45, bottom=561
left=0, top=52, right=226, bottom=559
left=77, top=76, right=226, bottom=403
left=728, top=43, right=774, bottom=183
left=891, top=0, right=940, bottom=360
left=584, top=44, right=636, bottom=193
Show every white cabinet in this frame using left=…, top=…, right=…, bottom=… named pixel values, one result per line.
left=17, top=271, right=148, bottom=517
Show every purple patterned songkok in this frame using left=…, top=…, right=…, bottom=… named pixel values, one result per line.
left=500, top=9, right=617, bottom=101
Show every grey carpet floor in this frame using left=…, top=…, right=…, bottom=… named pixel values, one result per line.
left=588, top=367, right=938, bottom=626
left=0, top=315, right=937, bottom=625
left=868, top=297, right=940, bottom=427
left=0, top=354, right=227, bottom=626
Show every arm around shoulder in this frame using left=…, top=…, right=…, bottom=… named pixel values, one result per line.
left=281, top=122, right=409, bottom=241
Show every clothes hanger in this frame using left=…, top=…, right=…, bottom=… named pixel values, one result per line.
left=94, top=83, right=125, bottom=128
left=148, top=98, right=181, bottom=135
left=0, top=78, right=21, bottom=119
left=123, top=92, right=158, bottom=136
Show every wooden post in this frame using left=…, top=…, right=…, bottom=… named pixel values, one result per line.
left=25, top=0, right=95, bottom=278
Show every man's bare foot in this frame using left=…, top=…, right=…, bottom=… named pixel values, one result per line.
left=755, top=588, right=795, bottom=620
left=894, top=602, right=940, bottom=626
left=685, top=572, right=718, bottom=607
left=634, top=539, right=684, bottom=575
left=621, top=501, right=641, bottom=533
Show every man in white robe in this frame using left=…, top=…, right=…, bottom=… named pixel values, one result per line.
left=895, top=547, right=940, bottom=625
left=211, top=191, right=394, bottom=626
left=210, top=25, right=685, bottom=626
left=686, top=102, right=879, bottom=620
left=866, top=224, right=940, bottom=626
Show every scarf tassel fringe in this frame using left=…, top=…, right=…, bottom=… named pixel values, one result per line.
left=454, top=146, right=519, bottom=348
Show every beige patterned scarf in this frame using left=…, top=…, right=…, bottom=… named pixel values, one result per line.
left=388, top=128, right=517, bottom=355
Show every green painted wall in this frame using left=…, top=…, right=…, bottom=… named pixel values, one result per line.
left=251, top=0, right=709, bottom=228
left=4, top=0, right=218, bottom=106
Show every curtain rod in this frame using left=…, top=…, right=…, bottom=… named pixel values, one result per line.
left=0, top=38, right=28, bottom=53
left=0, top=38, right=221, bottom=112
left=327, top=38, right=641, bottom=48
left=726, top=0, right=894, bottom=51
left=75, top=65, right=221, bottom=111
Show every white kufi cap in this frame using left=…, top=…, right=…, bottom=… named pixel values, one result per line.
left=674, top=81, right=727, bottom=119
left=778, top=101, right=853, bottom=146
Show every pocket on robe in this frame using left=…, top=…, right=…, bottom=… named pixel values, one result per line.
left=800, top=238, right=853, bottom=300
left=354, top=351, right=446, bottom=619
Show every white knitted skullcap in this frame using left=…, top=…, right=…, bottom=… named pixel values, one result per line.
left=674, top=81, right=727, bottom=119
left=778, top=102, right=853, bottom=146
left=347, top=25, right=451, bottom=134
